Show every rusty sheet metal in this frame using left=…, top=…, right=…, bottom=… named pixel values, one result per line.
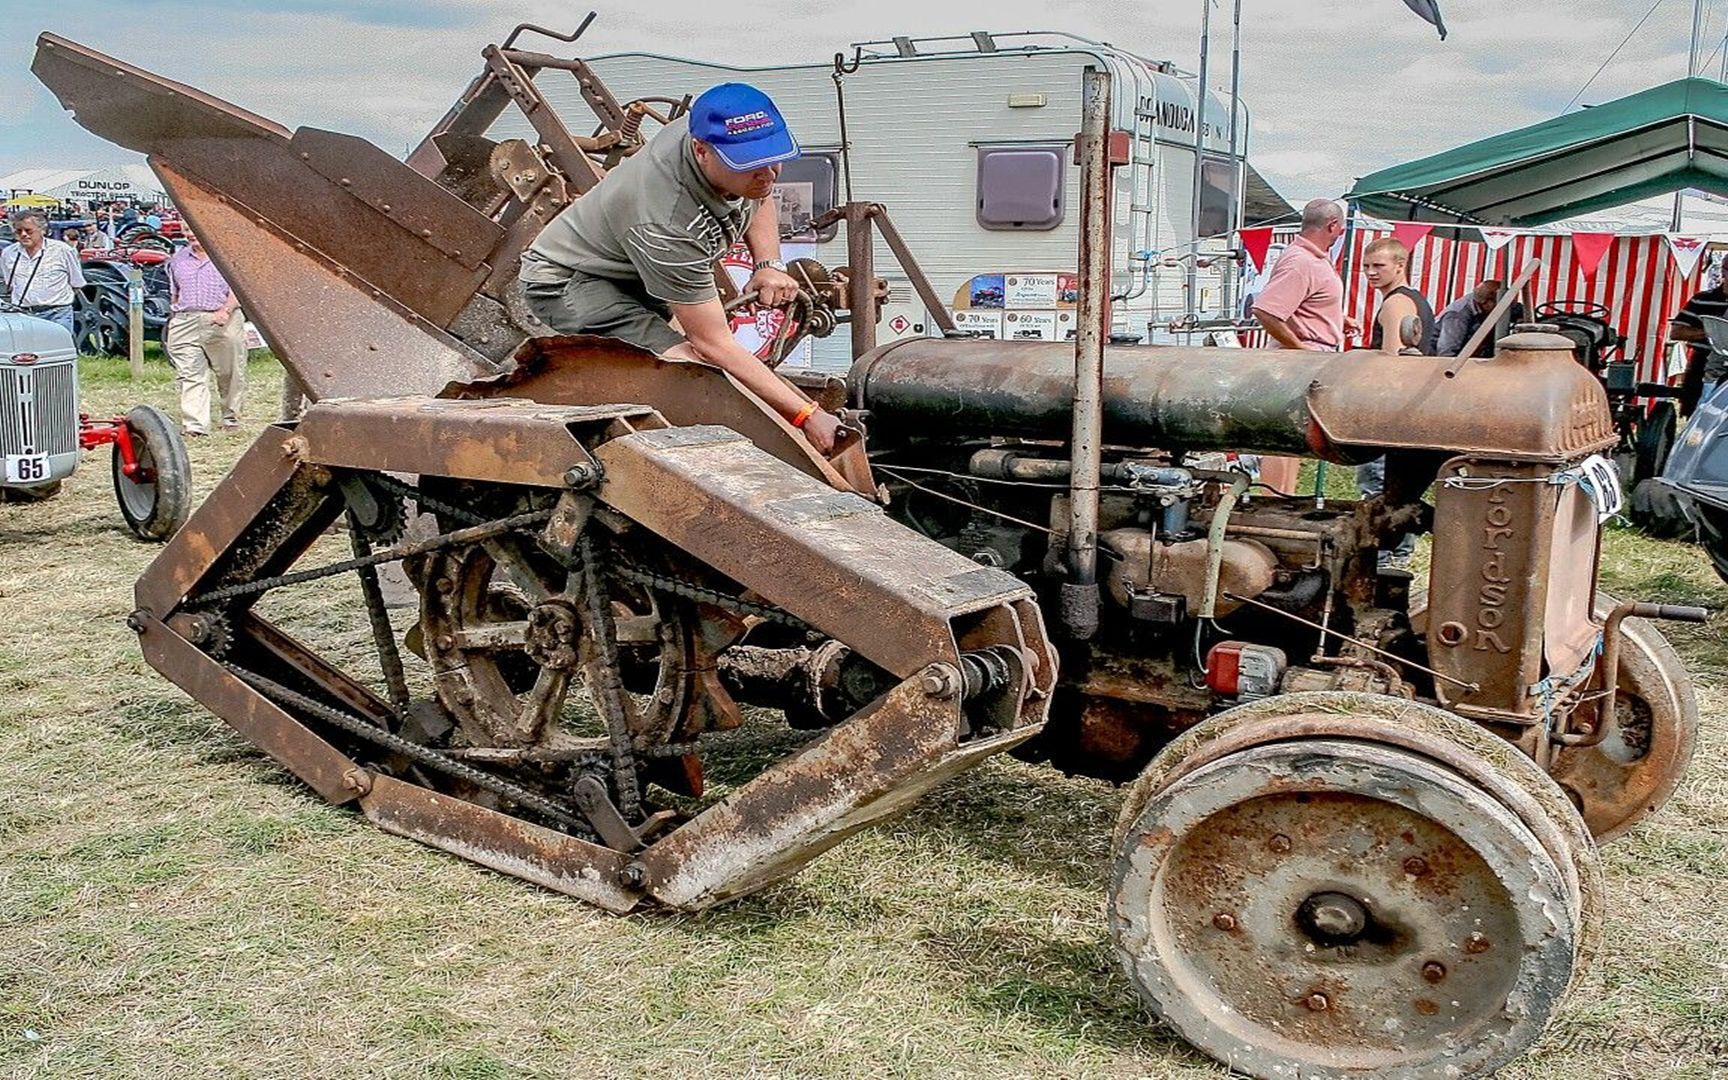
left=295, top=397, right=657, bottom=488
left=849, top=334, right=1615, bottom=464
left=1427, top=458, right=1567, bottom=722
left=361, top=774, right=640, bottom=913
left=135, top=613, right=363, bottom=804
left=32, top=35, right=499, bottom=399
left=464, top=336, right=852, bottom=492
left=240, top=612, right=398, bottom=727
left=640, top=673, right=1041, bottom=910
left=134, top=425, right=304, bottom=615
left=594, top=424, right=1042, bottom=678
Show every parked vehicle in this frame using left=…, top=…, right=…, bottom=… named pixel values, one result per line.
left=0, top=308, right=191, bottom=540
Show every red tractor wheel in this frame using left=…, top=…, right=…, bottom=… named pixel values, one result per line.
left=112, top=404, right=191, bottom=541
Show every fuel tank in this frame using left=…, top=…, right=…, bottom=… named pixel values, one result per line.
left=848, top=334, right=1616, bottom=463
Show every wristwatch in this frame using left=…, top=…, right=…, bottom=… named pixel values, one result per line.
left=753, top=258, right=787, bottom=273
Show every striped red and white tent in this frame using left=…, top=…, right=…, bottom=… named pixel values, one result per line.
left=1249, top=226, right=1710, bottom=383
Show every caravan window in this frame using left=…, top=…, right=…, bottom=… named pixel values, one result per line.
left=1198, top=156, right=1238, bottom=240
left=976, top=147, right=1065, bottom=231
left=774, top=153, right=839, bottom=243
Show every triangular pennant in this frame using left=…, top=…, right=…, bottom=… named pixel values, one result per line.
left=1666, top=233, right=1710, bottom=280
left=1479, top=228, right=1521, bottom=252
left=1570, top=232, right=1613, bottom=283
left=1240, top=226, right=1274, bottom=274
left=1392, top=222, right=1435, bottom=251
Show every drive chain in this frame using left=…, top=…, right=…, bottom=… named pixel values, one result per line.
left=226, top=664, right=595, bottom=837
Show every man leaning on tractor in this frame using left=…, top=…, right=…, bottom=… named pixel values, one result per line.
left=519, top=83, right=841, bottom=454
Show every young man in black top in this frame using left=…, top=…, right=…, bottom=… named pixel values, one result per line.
left=1668, top=272, right=1728, bottom=414
left=1357, top=236, right=1435, bottom=569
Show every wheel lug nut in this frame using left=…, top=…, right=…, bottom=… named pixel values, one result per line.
left=1268, top=834, right=1292, bottom=853
left=1403, top=857, right=1429, bottom=876
left=1212, top=913, right=1237, bottom=932
left=434, top=634, right=454, bottom=651
left=1465, top=932, right=1491, bottom=954
left=1422, top=961, right=1447, bottom=983
left=1305, top=992, right=1330, bottom=1012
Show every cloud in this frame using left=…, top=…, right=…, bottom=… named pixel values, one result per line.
left=0, top=0, right=1713, bottom=206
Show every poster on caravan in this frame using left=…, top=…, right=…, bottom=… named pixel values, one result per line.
left=952, top=309, right=1003, bottom=338
left=1003, top=310, right=1057, bottom=341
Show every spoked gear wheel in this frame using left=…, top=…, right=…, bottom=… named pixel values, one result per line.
left=1110, top=692, right=1602, bottom=1080
left=417, top=520, right=722, bottom=826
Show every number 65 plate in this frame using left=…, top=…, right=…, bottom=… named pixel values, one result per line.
left=3, top=453, right=51, bottom=484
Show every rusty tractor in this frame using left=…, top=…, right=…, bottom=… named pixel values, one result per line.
left=33, top=22, right=1706, bottom=1080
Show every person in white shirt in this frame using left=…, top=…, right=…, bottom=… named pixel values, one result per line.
left=2, top=210, right=86, bottom=336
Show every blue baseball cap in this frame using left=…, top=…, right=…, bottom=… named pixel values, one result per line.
left=688, top=83, right=800, bottom=171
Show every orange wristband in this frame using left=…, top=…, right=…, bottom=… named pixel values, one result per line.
left=791, top=402, right=818, bottom=429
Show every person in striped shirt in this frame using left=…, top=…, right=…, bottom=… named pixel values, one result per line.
left=164, top=224, right=246, bottom=436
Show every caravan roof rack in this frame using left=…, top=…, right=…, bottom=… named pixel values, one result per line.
left=848, top=30, right=1190, bottom=77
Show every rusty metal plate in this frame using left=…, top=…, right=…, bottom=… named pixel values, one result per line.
left=296, top=397, right=657, bottom=489
left=1112, top=737, right=1580, bottom=1080
left=640, top=673, right=1040, bottom=910
left=468, top=336, right=851, bottom=491
left=594, top=425, right=1035, bottom=678
left=361, top=774, right=640, bottom=913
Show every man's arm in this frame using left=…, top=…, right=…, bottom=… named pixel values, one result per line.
left=1253, top=309, right=1304, bottom=350
left=64, top=244, right=85, bottom=291
left=1435, top=309, right=1468, bottom=357
left=210, top=289, right=238, bottom=326
left=668, top=296, right=840, bottom=453
left=1375, top=293, right=1415, bottom=354
left=1669, top=317, right=1708, bottom=344
left=742, top=197, right=798, bottom=306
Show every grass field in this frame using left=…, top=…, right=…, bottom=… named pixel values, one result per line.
left=2, top=354, right=1725, bottom=1079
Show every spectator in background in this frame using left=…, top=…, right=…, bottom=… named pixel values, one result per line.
left=118, top=201, right=138, bottom=231
left=1, top=209, right=86, bottom=336
left=1357, top=236, right=1436, bottom=571
left=1668, top=268, right=1728, bottom=414
left=164, top=223, right=246, bottom=436
left=1250, top=198, right=1361, bottom=494
left=143, top=206, right=163, bottom=231
left=1435, top=279, right=1506, bottom=357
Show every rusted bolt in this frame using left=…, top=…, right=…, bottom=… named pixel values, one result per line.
left=620, top=862, right=647, bottom=888
left=920, top=664, right=960, bottom=698
left=433, top=634, right=454, bottom=651
left=381, top=203, right=392, bottom=213
left=1305, top=993, right=1330, bottom=1012
left=341, top=767, right=373, bottom=796
left=1465, top=932, right=1491, bottom=954
left=1212, top=913, right=1237, bottom=932
left=127, top=610, right=148, bottom=633
left=1436, top=621, right=1468, bottom=646
left=282, top=435, right=310, bottom=461
left=1574, top=721, right=1596, bottom=736
left=1268, top=834, right=1292, bottom=853
left=436, top=577, right=457, bottom=595
left=1422, top=961, right=1447, bottom=983
left=1403, top=857, right=1430, bottom=877
left=563, top=463, right=601, bottom=489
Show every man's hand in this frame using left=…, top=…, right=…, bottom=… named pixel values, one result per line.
left=746, top=266, right=800, bottom=308
left=1343, top=315, right=1362, bottom=339
left=801, top=407, right=839, bottom=455
left=210, top=308, right=233, bottom=327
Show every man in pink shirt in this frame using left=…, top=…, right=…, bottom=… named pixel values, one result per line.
left=164, top=223, right=246, bottom=436
left=1250, top=198, right=1360, bottom=492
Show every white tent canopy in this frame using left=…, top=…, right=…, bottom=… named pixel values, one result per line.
left=0, top=164, right=165, bottom=205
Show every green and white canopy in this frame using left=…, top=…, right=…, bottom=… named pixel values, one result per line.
left=1347, top=77, right=1728, bottom=226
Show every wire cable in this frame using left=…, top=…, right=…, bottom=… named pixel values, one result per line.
left=1563, top=0, right=1672, bottom=113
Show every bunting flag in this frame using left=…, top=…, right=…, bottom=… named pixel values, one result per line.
left=1401, top=0, right=1448, bottom=39
left=1666, top=233, right=1710, bottom=280
left=1240, top=226, right=1274, bottom=274
left=1392, top=221, right=1435, bottom=250
left=1479, top=228, right=1521, bottom=252
left=1570, top=232, right=1614, bottom=283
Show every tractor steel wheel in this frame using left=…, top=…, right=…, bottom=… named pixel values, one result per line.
left=1412, top=588, right=1697, bottom=840
left=1111, top=736, right=1583, bottom=1080
left=112, top=404, right=191, bottom=541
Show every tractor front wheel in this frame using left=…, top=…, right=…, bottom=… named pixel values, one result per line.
left=112, top=404, right=191, bottom=541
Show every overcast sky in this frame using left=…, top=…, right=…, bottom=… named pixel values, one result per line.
left=0, top=0, right=1714, bottom=200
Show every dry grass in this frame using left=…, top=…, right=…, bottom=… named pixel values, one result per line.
left=1, top=355, right=1724, bottom=1079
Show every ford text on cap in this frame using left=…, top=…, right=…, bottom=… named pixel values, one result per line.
left=689, top=83, right=801, bottom=171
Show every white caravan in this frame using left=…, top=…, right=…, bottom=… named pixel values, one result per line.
left=491, top=31, right=1252, bottom=370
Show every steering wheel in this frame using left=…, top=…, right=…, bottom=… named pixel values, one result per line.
left=1536, top=299, right=1611, bottom=321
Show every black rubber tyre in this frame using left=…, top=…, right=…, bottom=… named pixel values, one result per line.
left=0, top=480, right=63, bottom=502
left=112, top=404, right=192, bottom=541
left=1633, top=401, right=1679, bottom=483
left=1628, top=477, right=1697, bottom=540
left=1693, top=502, right=1728, bottom=585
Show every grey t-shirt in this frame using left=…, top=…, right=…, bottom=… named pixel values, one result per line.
left=520, top=117, right=758, bottom=305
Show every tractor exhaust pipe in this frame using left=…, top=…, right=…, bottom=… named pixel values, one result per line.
left=1062, top=65, right=1112, bottom=640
